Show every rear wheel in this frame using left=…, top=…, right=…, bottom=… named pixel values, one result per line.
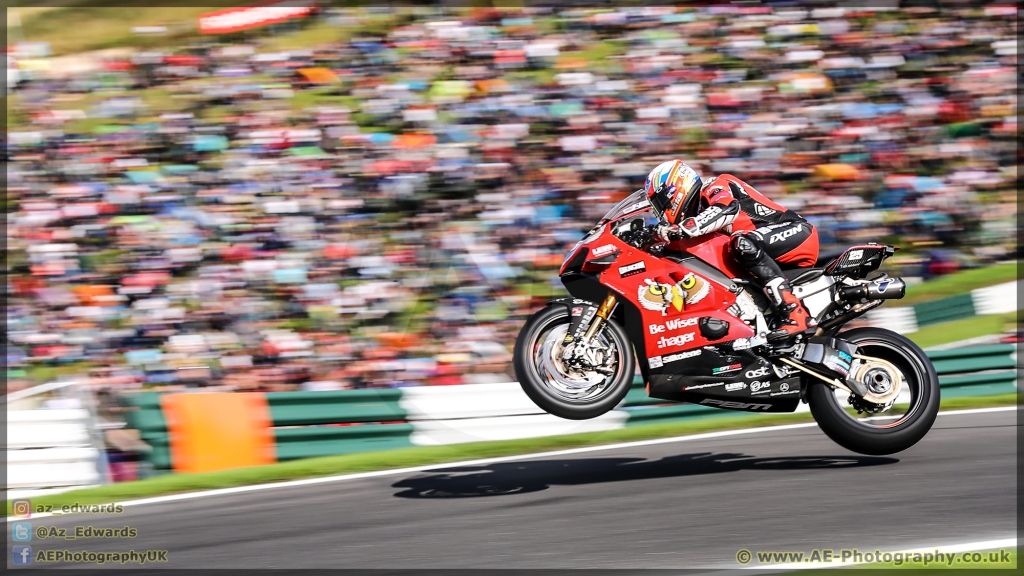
left=513, top=305, right=635, bottom=420
left=807, top=327, right=940, bottom=455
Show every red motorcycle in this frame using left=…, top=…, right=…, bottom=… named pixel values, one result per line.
left=514, top=191, right=940, bottom=455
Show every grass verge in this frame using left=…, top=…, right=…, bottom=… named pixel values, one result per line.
left=900, top=262, right=1018, bottom=305
left=8, top=393, right=1018, bottom=516
left=910, top=312, right=1019, bottom=349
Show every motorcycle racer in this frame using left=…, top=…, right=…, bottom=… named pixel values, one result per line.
left=643, top=160, right=818, bottom=342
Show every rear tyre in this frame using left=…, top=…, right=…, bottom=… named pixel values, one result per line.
left=513, top=305, right=635, bottom=420
left=807, top=327, right=940, bottom=455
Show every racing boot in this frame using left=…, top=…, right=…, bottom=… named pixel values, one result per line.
left=763, top=278, right=816, bottom=343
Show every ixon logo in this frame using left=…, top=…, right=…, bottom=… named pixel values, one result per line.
left=769, top=224, right=803, bottom=244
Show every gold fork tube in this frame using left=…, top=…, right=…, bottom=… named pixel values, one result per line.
left=582, top=293, right=618, bottom=342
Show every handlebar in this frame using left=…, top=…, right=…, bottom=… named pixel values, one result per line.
left=615, top=218, right=659, bottom=249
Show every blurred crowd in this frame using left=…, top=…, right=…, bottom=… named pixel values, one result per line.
left=6, top=5, right=1019, bottom=395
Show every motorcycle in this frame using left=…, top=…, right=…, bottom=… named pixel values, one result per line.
left=513, top=190, right=940, bottom=456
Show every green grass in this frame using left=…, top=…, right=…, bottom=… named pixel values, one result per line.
left=23, top=361, right=97, bottom=385
left=8, top=393, right=1018, bottom=516
left=900, top=262, right=1018, bottom=305
left=10, top=6, right=212, bottom=56
left=9, top=4, right=410, bottom=57
left=909, top=312, right=1019, bottom=349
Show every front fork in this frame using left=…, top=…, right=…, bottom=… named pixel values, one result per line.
left=560, top=292, right=619, bottom=371
left=581, top=293, right=618, bottom=345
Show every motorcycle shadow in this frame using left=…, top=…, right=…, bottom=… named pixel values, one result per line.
left=392, top=452, right=897, bottom=499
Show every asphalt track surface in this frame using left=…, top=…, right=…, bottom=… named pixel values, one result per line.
left=14, top=409, right=1017, bottom=570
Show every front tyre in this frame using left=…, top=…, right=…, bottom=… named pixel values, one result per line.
left=513, top=305, right=635, bottom=420
left=807, top=327, right=940, bottom=455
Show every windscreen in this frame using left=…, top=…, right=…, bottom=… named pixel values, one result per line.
left=599, top=190, right=652, bottom=224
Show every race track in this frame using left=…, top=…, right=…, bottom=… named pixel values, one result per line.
left=14, top=409, right=1017, bottom=569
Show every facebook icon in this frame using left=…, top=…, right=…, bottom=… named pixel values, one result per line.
left=12, top=545, right=33, bottom=565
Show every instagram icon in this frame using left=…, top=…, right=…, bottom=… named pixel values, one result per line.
left=12, top=500, right=31, bottom=519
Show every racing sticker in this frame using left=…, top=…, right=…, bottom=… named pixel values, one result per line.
left=770, top=382, right=799, bottom=396
left=564, top=305, right=597, bottom=344
left=744, top=366, right=771, bottom=379
left=618, top=261, right=646, bottom=277
left=749, top=380, right=772, bottom=395
left=772, top=364, right=798, bottom=378
left=651, top=348, right=702, bottom=369
left=637, top=272, right=710, bottom=315
left=656, top=331, right=696, bottom=349
left=591, top=244, right=617, bottom=258
left=684, top=381, right=725, bottom=390
left=662, top=348, right=702, bottom=363
left=823, top=350, right=853, bottom=377
left=648, top=317, right=700, bottom=334
left=712, top=363, right=743, bottom=374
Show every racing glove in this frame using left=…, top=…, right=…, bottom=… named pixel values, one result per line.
left=679, top=201, right=740, bottom=237
left=653, top=201, right=740, bottom=243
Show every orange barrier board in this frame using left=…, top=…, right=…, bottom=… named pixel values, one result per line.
left=161, top=393, right=275, bottom=473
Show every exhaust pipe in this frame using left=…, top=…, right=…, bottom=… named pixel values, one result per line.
left=838, top=277, right=906, bottom=301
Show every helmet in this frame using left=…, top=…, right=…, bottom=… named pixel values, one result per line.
left=644, top=160, right=702, bottom=226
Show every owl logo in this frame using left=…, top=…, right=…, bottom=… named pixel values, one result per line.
left=637, top=273, right=710, bottom=315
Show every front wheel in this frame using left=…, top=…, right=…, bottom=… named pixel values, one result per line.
left=807, top=327, right=940, bottom=455
left=513, top=305, right=635, bottom=420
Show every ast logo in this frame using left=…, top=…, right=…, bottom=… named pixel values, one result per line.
left=745, top=366, right=770, bottom=379
left=649, top=317, right=700, bottom=334
left=618, top=261, right=646, bottom=277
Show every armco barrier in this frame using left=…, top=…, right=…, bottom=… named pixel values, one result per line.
left=867, top=279, right=1020, bottom=332
left=6, top=381, right=112, bottom=496
left=266, top=389, right=407, bottom=426
left=930, top=343, right=1018, bottom=398
left=123, top=344, right=1017, bottom=473
left=7, top=409, right=103, bottom=491
left=122, top=392, right=172, bottom=474
left=267, top=389, right=413, bottom=461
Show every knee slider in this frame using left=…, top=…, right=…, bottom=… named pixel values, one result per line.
left=730, top=233, right=763, bottom=265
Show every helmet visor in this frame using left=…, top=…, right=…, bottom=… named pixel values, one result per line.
left=649, top=186, right=672, bottom=220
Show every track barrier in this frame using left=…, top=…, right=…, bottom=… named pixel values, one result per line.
left=121, top=344, right=1018, bottom=474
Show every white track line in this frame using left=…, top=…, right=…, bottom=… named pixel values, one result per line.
left=742, top=537, right=1017, bottom=570
left=8, top=405, right=1018, bottom=522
